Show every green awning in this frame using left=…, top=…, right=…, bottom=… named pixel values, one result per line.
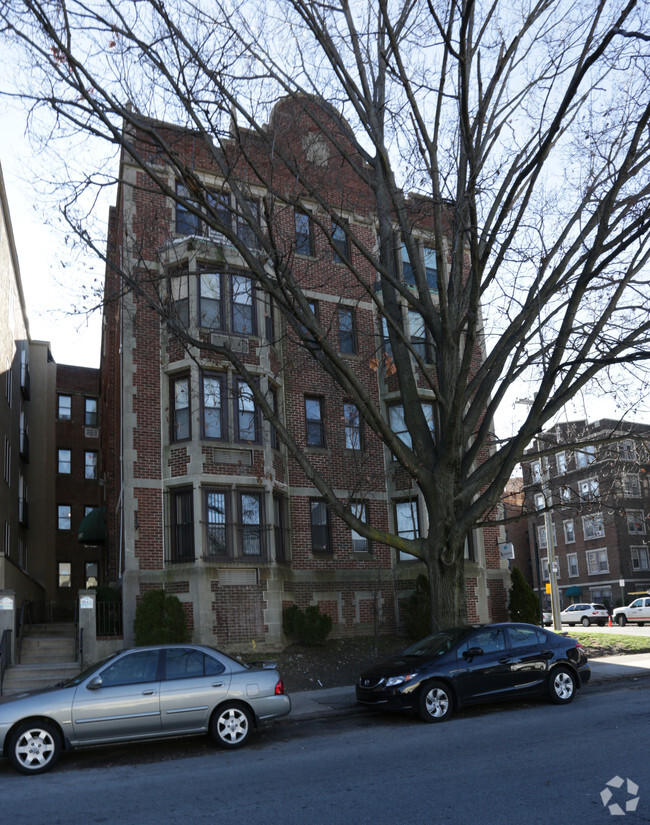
left=564, top=585, right=582, bottom=597
left=78, top=506, right=106, bottom=544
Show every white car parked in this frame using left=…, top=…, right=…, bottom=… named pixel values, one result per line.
left=559, top=603, right=609, bottom=627
left=613, top=597, right=650, bottom=627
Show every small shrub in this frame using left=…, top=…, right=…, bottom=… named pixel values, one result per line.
left=402, top=573, right=431, bottom=639
left=134, top=589, right=189, bottom=645
left=283, top=604, right=332, bottom=646
left=508, top=567, right=540, bottom=624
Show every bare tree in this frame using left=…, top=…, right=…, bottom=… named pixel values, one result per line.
left=1, top=0, right=649, bottom=627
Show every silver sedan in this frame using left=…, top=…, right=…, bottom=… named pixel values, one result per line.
left=0, top=644, right=291, bottom=775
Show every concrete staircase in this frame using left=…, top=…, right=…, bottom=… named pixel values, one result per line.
left=2, top=623, right=81, bottom=696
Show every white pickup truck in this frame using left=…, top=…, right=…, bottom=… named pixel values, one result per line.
left=612, top=597, right=650, bottom=626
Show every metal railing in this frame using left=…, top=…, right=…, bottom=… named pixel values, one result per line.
left=0, top=629, right=11, bottom=696
left=96, top=601, right=123, bottom=637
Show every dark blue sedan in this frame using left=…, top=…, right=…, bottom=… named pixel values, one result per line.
left=356, top=623, right=590, bottom=723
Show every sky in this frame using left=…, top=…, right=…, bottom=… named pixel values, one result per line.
left=1, top=106, right=104, bottom=369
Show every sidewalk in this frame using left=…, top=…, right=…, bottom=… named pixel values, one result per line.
left=287, top=653, right=650, bottom=721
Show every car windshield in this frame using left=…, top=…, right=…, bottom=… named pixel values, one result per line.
left=403, top=628, right=470, bottom=657
left=60, top=653, right=121, bottom=687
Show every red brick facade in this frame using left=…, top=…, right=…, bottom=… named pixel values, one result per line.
left=100, top=98, right=509, bottom=650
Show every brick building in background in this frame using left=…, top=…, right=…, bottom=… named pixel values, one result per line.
left=53, top=365, right=102, bottom=618
left=521, top=419, right=650, bottom=610
left=100, top=98, right=510, bottom=649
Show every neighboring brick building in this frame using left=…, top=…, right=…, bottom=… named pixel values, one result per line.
left=52, top=364, right=102, bottom=618
left=521, top=419, right=650, bottom=610
left=100, top=98, right=510, bottom=649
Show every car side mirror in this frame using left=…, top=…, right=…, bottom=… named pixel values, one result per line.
left=462, top=647, right=483, bottom=660
left=87, top=675, right=103, bottom=690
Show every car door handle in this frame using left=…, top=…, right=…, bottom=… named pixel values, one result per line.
left=211, top=682, right=224, bottom=687
left=142, top=690, right=157, bottom=696
left=498, top=657, right=512, bottom=664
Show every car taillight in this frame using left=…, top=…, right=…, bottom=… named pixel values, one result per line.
left=575, top=642, right=585, bottom=649
left=275, top=678, right=285, bottom=695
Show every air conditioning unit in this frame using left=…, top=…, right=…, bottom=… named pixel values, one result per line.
left=85, top=427, right=99, bottom=439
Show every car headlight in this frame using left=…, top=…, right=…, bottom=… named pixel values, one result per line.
left=385, top=673, right=417, bottom=687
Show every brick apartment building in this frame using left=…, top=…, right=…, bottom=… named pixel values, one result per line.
left=100, top=97, right=510, bottom=649
left=521, top=419, right=650, bottom=610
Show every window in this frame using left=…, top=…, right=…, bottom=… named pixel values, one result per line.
left=388, top=402, right=435, bottom=450
left=344, top=402, right=362, bottom=450
left=381, top=316, right=393, bottom=359
left=508, top=625, right=545, bottom=649
left=86, top=562, right=98, bottom=588
left=4, top=521, right=10, bottom=556
left=58, top=562, right=72, bottom=588
left=239, top=492, right=263, bottom=556
left=5, top=358, right=12, bottom=406
left=100, top=650, right=160, bottom=687
left=537, top=523, right=557, bottom=549
left=408, top=311, right=432, bottom=362
left=401, top=243, right=437, bottom=290
left=171, top=375, right=191, bottom=442
left=567, top=553, right=579, bottom=577
left=85, top=451, right=98, bottom=480
left=305, top=397, right=325, bottom=447
left=631, top=546, right=649, bottom=571
left=204, top=489, right=228, bottom=556
left=590, top=586, right=612, bottom=605
left=575, top=445, right=596, bottom=468
left=231, top=274, right=256, bottom=335
left=58, top=505, right=71, bottom=531
left=3, top=437, right=9, bottom=484
left=582, top=513, right=605, bottom=540
left=578, top=477, right=599, bottom=501
left=623, top=475, right=641, bottom=497
left=201, top=373, right=225, bottom=440
left=176, top=182, right=201, bottom=235
left=165, top=648, right=225, bottom=680
left=295, top=210, right=314, bottom=256
left=395, top=499, right=419, bottom=560
left=556, top=451, right=567, bottom=474
left=586, top=548, right=609, bottom=575
left=58, top=395, right=72, bottom=420
left=559, top=485, right=571, bottom=503
left=620, top=440, right=635, bottom=461
left=235, top=198, right=261, bottom=250
left=350, top=502, right=369, bottom=552
left=235, top=380, right=259, bottom=443
left=534, top=492, right=545, bottom=510
left=541, top=557, right=549, bottom=580
left=84, top=398, right=98, bottom=427
left=626, top=510, right=646, bottom=535
left=169, top=487, right=194, bottom=562
left=337, top=307, right=356, bottom=354
left=198, top=271, right=222, bottom=329
left=563, top=519, right=575, bottom=543
left=332, top=221, right=349, bottom=263
left=423, top=247, right=437, bottom=290
left=530, top=461, right=541, bottom=484
left=310, top=499, right=330, bottom=552
left=169, top=273, right=190, bottom=328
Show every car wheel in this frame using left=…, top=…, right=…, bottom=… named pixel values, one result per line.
left=581, top=617, right=591, bottom=627
left=210, top=703, right=253, bottom=748
left=8, top=720, right=62, bottom=775
left=639, top=623, right=645, bottom=627
left=418, top=681, right=453, bottom=723
left=548, top=666, right=576, bottom=705
left=617, top=615, right=627, bottom=627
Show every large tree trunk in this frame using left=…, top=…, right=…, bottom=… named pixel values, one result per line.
left=425, top=541, right=468, bottom=630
